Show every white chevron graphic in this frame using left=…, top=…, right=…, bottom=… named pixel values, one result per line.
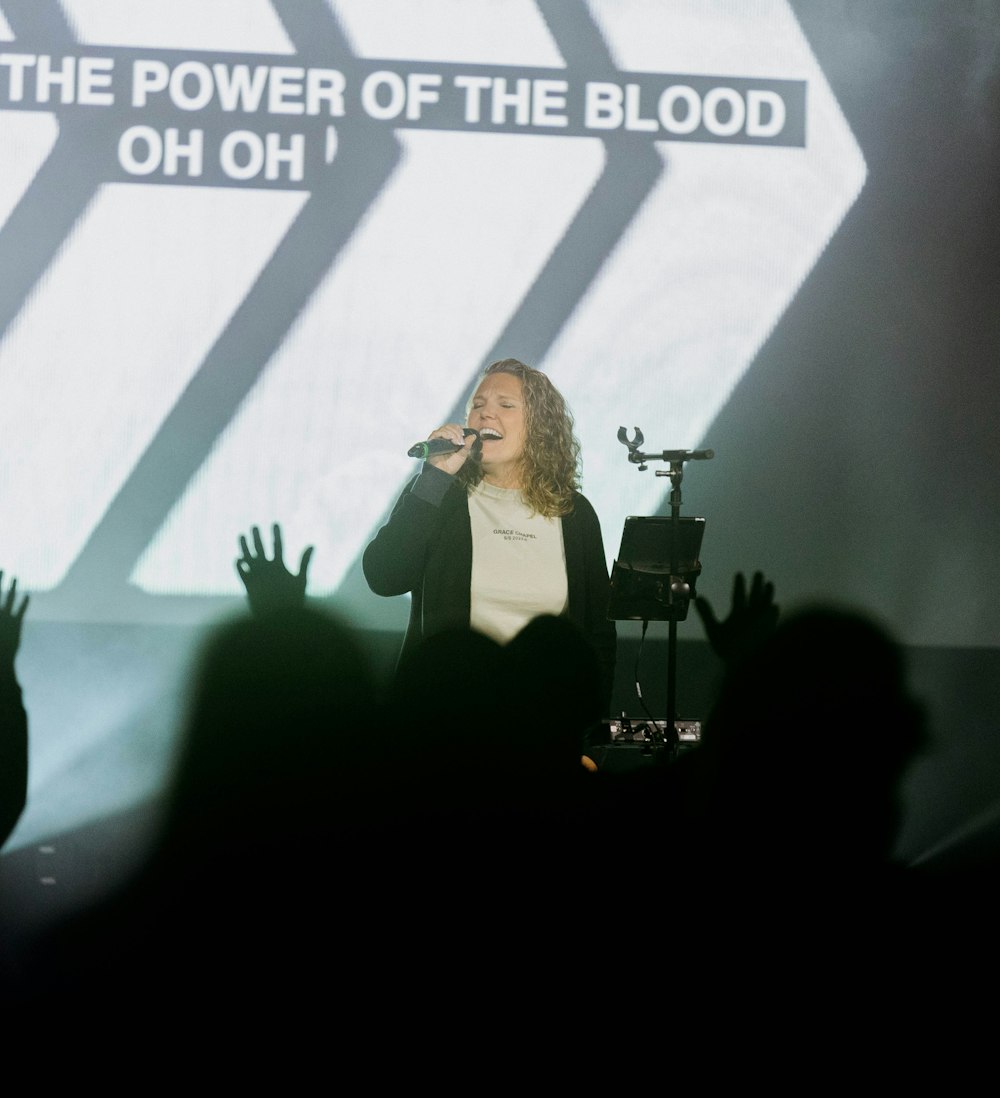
left=0, top=0, right=864, bottom=610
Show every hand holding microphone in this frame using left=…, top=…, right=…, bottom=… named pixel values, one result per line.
left=407, top=427, right=480, bottom=459
left=408, top=425, right=480, bottom=474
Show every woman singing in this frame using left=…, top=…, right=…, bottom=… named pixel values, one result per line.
left=363, top=358, right=617, bottom=714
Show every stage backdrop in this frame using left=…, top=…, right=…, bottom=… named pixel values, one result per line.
left=0, top=2, right=998, bottom=869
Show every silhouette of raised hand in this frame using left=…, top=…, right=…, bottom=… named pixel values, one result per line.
left=695, top=570, right=778, bottom=667
left=0, top=571, right=29, bottom=667
left=236, top=524, right=314, bottom=615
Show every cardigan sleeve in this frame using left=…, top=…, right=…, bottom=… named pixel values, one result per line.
left=569, top=492, right=618, bottom=717
left=362, top=464, right=457, bottom=597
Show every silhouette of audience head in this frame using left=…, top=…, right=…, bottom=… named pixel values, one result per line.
left=384, top=626, right=512, bottom=807
left=385, top=615, right=602, bottom=801
left=8, top=603, right=380, bottom=1005
left=162, top=602, right=377, bottom=854
left=697, top=602, right=926, bottom=875
left=502, top=613, right=602, bottom=781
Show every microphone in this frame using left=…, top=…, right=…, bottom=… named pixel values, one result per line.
left=407, top=428, right=480, bottom=460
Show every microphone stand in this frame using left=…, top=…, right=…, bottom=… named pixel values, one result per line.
left=659, top=456, right=690, bottom=749
left=614, top=428, right=713, bottom=752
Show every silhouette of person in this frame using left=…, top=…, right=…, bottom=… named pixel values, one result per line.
left=690, top=601, right=927, bottom=882
left=0, top=571, right=29, bottom=852
left=501, top=612, right=604, bottom=781
left=10, top=602, right=381, bottom=1005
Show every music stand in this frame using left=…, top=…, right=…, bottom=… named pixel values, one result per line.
left=610, top=428, right=713, bottom=751
left=609, top=516, right=705, bottom=622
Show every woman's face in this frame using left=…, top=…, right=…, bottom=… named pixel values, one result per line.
left=467, top=372, right=527, bottom=487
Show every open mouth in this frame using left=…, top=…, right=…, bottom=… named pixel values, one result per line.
left=478, top=428, right=503, bottom=441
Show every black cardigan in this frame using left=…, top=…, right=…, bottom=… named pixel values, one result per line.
left=363, top=465, right=617, bottom=714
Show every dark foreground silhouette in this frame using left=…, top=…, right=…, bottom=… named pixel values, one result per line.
left=3, top=603, right=383, bottom=1003
left=5, top=560, right=992, bottom=1010
left=0, top=571, right=29, bottom=854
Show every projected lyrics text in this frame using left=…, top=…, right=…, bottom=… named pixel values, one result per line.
left=0, top=51, right=807, bottom=186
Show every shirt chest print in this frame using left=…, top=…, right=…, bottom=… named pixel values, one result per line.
left=493, top=527, right=536, bottom=543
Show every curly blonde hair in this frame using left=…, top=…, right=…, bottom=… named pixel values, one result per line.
left=457, top=358, right=581, bottom=517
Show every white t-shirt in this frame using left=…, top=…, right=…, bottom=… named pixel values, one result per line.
left=468, top=480, right=568, bottom=644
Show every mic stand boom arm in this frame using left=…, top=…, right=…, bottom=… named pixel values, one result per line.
left=617, top=427, right=714, bottom=469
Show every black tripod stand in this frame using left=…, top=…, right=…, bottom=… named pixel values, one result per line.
left=608, top=427, right=713, bottom=753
